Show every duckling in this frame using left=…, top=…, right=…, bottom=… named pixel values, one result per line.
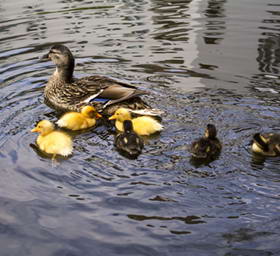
left=56, top=105, right=102, bottom=131
left=190, top=124, right=222, bottom=159
left=251, top=133, right=280, bottom=156
left=114, top=120, right=144, bottom=158
left=42, top=44, right=158, bottom=116
left=31, top=120, right=73, bottom=159
left=109, top=108, right=163, bottom=136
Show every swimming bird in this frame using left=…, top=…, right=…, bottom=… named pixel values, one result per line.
left=56, top=105, right=102, bottom=131
left=109, top=107, right=163, bottom=136
left=114, top=120, right=144, bottom=158
left=190, top=124, right=222, bottom=159
left=251, top=133, right=280, bottom=156
left=31, top=120, right=73, bottom=159
left=42, top=44, right=152, bottom=116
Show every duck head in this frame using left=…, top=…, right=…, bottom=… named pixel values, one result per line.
left=42, top=44, right=75, bottom=82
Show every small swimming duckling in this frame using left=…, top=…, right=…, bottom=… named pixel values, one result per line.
left=31, top=120, right=73, bottom=159
left=56, top=105, right=102, bottom=131
left=190, top=124, right=222, bottom=159
left=251, top=133, right=280, bottom=156
left=114, top=120, right=144, bottom=158
left=108, top=108, right=163, bottom=136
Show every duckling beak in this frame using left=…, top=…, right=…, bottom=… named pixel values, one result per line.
left=95, top=112, right=102, bottom=119
left=108, top=115, right=116, bottom=120
left=40, top=53, right=50, bottom=61
left=31, top=127, right=39, bottom=133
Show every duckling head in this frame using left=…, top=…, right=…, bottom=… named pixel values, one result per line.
left=108, top=108, right=132, bottom=122
left=123, top=120, right=134, bottom=133
left=252, top=133, right=269, bottom=152
left=205, top=124, right=217, bottom=139
left=81, top=106, right=102, bottom=119
left=43, top=45, right=74, bottom=81
left=31, top=120, right=55, bottom=136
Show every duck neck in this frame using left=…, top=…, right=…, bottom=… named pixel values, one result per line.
left=53, top=61, right=74, bottom=83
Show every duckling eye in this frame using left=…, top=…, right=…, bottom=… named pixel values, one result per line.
left=53, top=54, right=60, bottom=60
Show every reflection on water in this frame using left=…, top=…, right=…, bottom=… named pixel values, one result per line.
left=0, top=0, right=280, bottom=255
left=203, top=0, right=226, bottom=45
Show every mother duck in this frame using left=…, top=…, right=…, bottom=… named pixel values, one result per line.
left=42, top=44, right=151, bottom=116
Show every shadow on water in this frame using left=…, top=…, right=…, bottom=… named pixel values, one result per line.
left=0, top=0, right=280, bottom=255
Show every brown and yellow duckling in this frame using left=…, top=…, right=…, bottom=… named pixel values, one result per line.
left=42, top=44, right=154, bottom=116
left=190, top=124, right=222, bottom=159
left=114, top=120, right=144, bottom=158
left=31, top=120, right=73, bottom=159
left=251, top=133, right=280, bottom=156
left=109, top=107, right=163, bottom=136
left=56, top=105, right=102, bottom=131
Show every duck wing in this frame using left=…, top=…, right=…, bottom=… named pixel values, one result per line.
left=77, top=75, right=148, bottom=106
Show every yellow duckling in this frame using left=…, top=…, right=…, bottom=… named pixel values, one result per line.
left=31, top=120, right=73, bottom=159
left=56, top=106, right=102, bottom=131
left=252, top=133, right=280, bottom=156
left=109, top=108, right=163, bottom=136
left=190, top=124, right=222, bottom=159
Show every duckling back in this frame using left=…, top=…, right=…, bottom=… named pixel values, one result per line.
left=57, top=112, right=96, bottom=131
left=37, top=131, right=73, bottom=156
left=190, top=138, right=221, bottom=159
left=132, top=116, right=163, bottom=136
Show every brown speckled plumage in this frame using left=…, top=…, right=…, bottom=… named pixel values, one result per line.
left=43, top=44, right=150, bottom=116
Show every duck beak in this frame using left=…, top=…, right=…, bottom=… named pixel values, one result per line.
left=40, top=53, right=50, bottom=61
left=31, top=127, right=39, bottom=133
left=108, top=115, right=116, bottom=120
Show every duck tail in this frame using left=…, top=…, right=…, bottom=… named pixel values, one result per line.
left=253, top=133, right=269, bottom=152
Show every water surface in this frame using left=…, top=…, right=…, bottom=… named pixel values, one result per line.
left=0, top=0, right=280, bottom=255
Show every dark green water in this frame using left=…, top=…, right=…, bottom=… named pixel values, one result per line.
left=0, top=0, right=280, bottom=255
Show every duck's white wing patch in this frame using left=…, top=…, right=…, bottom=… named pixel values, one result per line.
left=83, top=90, right=104, bottom=103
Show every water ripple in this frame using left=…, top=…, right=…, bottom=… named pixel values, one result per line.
left=0, top=0, right=280, bottom=255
